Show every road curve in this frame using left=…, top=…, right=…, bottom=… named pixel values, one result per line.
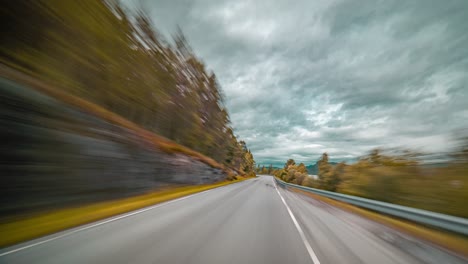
left=0, top=176, right=466, bottom=264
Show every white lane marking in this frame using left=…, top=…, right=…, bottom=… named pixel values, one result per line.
left=0, top=180, right=250, bottom=257
left=274, top=181, right=321, bottom=264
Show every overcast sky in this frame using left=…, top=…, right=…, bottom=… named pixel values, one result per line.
left=123, top=0, right=468, bottom=166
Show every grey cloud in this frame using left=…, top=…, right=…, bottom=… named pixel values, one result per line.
left=124, top=0, right=468, bottom=165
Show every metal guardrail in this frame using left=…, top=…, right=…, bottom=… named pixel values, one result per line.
left=274, top=177, right=468, bottom=235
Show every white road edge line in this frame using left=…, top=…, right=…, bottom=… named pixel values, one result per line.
left=0, top=180, right=249, bottom=257
left=274, top=181, right=321, bottom=264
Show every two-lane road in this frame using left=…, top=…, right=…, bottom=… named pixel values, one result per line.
left=0, top=176, right=466, bottom=264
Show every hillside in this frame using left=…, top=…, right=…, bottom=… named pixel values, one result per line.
left=0, top=0, right=255, bottom=174
left=0, top=1, right=256, bottom=218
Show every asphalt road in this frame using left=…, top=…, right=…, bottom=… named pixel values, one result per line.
left=0, top=176, right=466, bottom=264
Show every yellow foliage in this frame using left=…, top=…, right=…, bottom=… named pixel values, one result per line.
left=338, top=148, right=468, bottom=218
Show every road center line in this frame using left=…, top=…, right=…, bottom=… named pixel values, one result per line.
left=274, top=181, right=321, bottom=264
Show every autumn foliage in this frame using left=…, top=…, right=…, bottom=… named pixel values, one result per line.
left=275, top=138, right=468, bottom=218
left=0, top=0, right=255, bottom=174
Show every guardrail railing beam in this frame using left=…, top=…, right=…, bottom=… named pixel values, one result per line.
left=274, top=177, right=468, bottom=236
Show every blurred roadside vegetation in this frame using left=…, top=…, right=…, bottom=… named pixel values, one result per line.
left=0, top=0, right=255, bottom=175
left=256, top=164, right=275, bottom=175
left=273, top=137, right=468, bottom=218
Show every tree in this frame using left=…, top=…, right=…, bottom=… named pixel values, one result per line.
left=0, top=0, right=256, bottom=175
left=318, top=153, right=341, bottom=191
left=302, top=176, right=318, bottom=188
left=277, top=159, right=310, bottom=185
left=285, top=159, right=296, bottom=169
left=297, top=163, right=308, bottom=174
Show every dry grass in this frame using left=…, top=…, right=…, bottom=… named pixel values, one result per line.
left=0, top=64, right=224, bottom=170
left=292, top=188, right=468, bottom=257
left=0, top=177, right=252, bottom=248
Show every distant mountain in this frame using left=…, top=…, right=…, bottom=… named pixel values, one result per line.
left=306, top=161, right=338, bottom=175
left=305, top=164, right=318, bottom=175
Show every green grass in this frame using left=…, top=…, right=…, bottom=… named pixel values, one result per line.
left=0, top=177, right=252, bottom=248
left=292, top=189, right=468, bottom=257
